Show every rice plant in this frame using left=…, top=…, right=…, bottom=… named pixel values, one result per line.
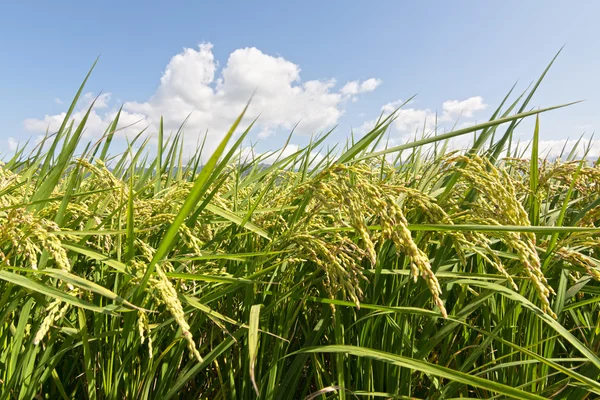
left=0, top=56, right=599, bottom=399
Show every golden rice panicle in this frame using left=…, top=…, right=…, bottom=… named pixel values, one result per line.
left=469, top=236, right=519, bottom=290
left=289, top=165, right=373, bottom=308
left=135, top=241, right=202, bottom=361
left=76, top=158, right=127, bottom=194
left=537, top=159, right=600, bottom=196
left=509, top=236, right=556, bottom=317
left=33, top=299, right=62, bottom=345
left=138, top=310, right=153, bottom=358
left=444, top=155, right=556, bottom=317
left=292, top=232, right=365, bottom=308
left=150, top=264, right=202, bottom=362
left=1, top=209, right=42, bottom=269
left=293, top=163, right=448, bottom=317
left=377, top=193, right=447, bottom=318
left=41, top=220, right=72, bottom=272
left=578, top=204, right=600, bottom=227
left=446, top=155, right=530, bottom=226
left=0, top=208, right=72, bottom=272
left=33, top=297, right=71, bottom=345
left=556, top=246, right=600, bottom=281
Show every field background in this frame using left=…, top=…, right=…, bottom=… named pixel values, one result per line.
left=1, top=60, right=600, bottom=399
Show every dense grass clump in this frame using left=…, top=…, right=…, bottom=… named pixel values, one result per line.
left=1, top=61, right=600, bottom=399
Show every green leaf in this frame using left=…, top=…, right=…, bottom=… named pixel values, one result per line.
left=248, top=304, right=262, bottom=397
left=205, top=203, right=270, bottom=240
left=529, top=115, right=540, bottom=225
left=0, top=270, right=118, bottom=315
left=136, top=102, right=250, bottom=296
left=41, top=269, right=140, bottom=310
left=61, top=243, right=129, bottom=274
left=293, top=345, right=546, bottom=400
left=356, top=102, right=579, bottom=162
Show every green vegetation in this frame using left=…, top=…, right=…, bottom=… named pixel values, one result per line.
left=1, top=58, right=599, bottom=399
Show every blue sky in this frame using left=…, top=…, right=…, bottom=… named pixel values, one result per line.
left=1, top=1, right=599, bottom=158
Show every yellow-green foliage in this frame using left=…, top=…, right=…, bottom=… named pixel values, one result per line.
left=1, top=74, right=599, bottom=398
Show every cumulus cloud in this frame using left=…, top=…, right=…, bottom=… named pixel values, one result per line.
left=341, top=78, right=382, bottom=96
left=24, top=113, right=66, bottom=134
left=24, top=43, right=381, bottom=154
left=23, top=94, right=146, bottom=141
left=8, top=137, right=18, bottom=151
left=238, top=143, right=326, bottom=166
left=362, top=97, right=598, bottom=161
left=441, top=96, right=486, bottom=119
left=358, top=96, right=488, bottom=143
left=516, top=139, right=600, bottom=159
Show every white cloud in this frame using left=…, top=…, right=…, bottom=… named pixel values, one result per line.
left=354, top=96, right=489, bottom=158
left=358, top=103, right=433, bottom=138
left=238, top=143, right=326, bottom=166
left=516, top=139, right=600, bottom=159
left=24, top=43, right=381, bottom=156
left=363, top=100, right=598, bottom=161
left=24, top=112, right=66, bottom=133
left=381, top=99, right=408, bottom=115
left=394, top=108, right=435, bottom=134
left=441, top=96, right=487, bottom=119
left=359, top=96, right=488, bottom=138
left=8, top=137, right=18, bottom=151
left=24, top=93, right=117, bottom=136
left=23, top=96, right=146, bottom=140
left=54, top=98, right=63, bottom=105
left=341, top=78, right=382, bottom=96
left=81, top=92, right=112, bottom=110
left=360, top=78, right=382, bottom=93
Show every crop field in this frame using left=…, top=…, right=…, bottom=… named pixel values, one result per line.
left=1, top=62, right=599, bottom=399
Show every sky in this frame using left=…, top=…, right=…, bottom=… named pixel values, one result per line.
left=1, top=1, right=599, bottom=160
